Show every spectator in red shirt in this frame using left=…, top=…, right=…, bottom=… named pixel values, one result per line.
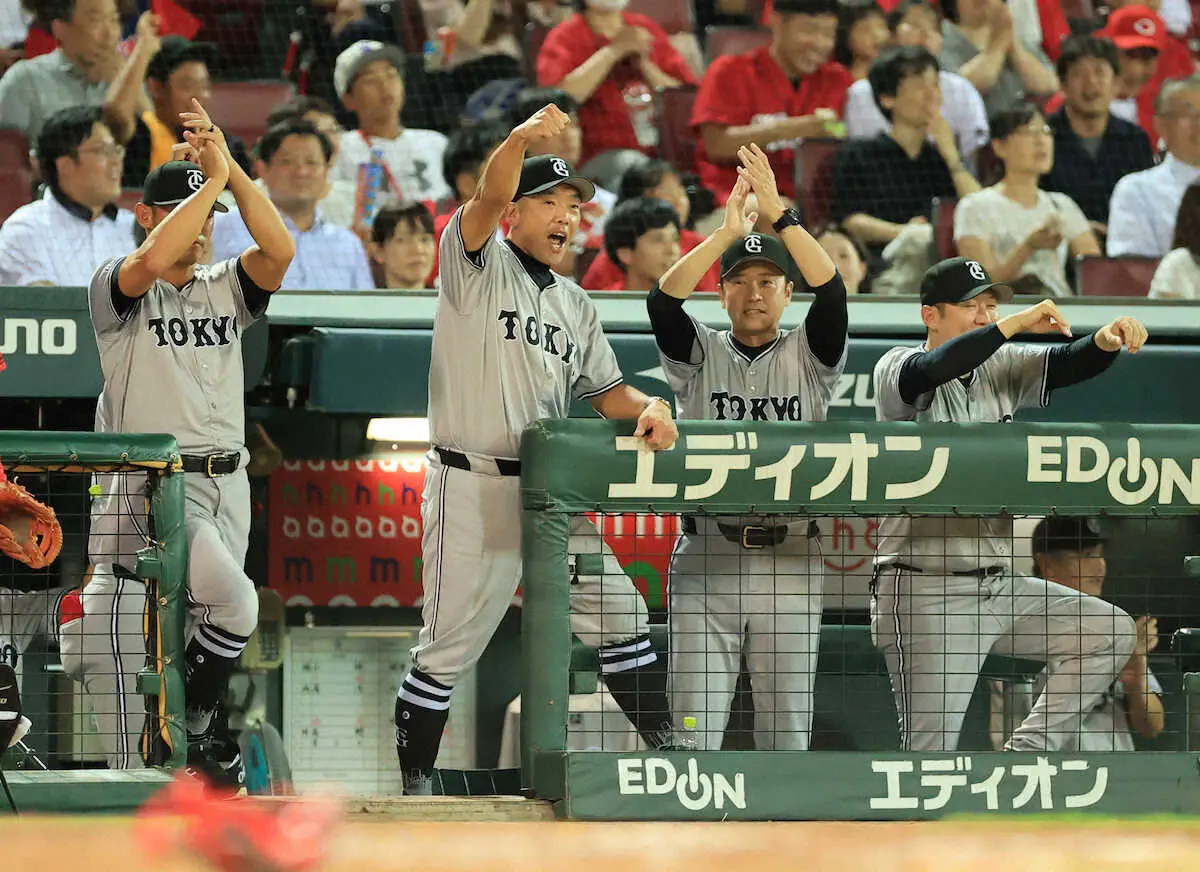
left=582, top=157, right=720, bottom=290
left=691, top=0, right=850, bottom=205
left=1103, top=5, right=1194, bottom=141
left=536, top=0, right=698, bottom=164
left=601, top=196, right=681, bottom=291
left=835, top=0, right=890, bottom=82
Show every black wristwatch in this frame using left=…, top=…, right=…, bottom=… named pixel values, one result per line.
left=772, top=208, right=803, bottom=233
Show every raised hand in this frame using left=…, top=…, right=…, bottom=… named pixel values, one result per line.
left=513, top=104, right=571, bottom=145
left=720, top=175, right=755, bottom=239
left=736, top=143, right=784, bottom=224
left=1095, top=315, right=1148, bottom=353
left=135, top=11, right=162, bottom=57
left=191, top=133, right=230, bottom=186
left=1025, top=216, right=1064, bottom=251
left=180, top=98, right=232, bottom=161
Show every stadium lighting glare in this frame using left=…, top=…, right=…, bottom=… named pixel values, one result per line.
left=366, top=417, right=430, bottom=445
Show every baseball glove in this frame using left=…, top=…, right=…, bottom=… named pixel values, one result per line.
left=0, top=479, right=63, bottom=569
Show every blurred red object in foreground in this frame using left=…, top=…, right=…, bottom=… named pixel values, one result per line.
left=136, top=775, right=340, bottom=872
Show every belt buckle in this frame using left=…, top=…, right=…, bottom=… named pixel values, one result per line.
left=741, top=525, right=767, bottom=550
left=205, top=454, right=219, bottom=478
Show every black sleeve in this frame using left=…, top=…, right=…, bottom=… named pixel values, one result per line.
left=803, top=272, right=848, bottom=368
left=108, top=256, right=139, bottom=320
left=1045, top=332, right=1119, bottom=391
left=647, top=286, right=698, bottom=363
left=897, top=324, right=1006, bottom=405
left=237, top=258, right=273, bottom=316
left=829, top=146, right=865, bottom=222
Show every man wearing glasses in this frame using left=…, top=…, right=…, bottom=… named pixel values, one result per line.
left=0, top=105, right=134, bottom=286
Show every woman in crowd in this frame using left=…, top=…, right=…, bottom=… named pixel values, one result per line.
left=1149, top=181, right=1200, bottom=299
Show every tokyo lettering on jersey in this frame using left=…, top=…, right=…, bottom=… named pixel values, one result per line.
left=89, top=257, right=266, bottom=454
left=660, top=318, right=845, bottom=424
left=872, top=342, right=1050, bottom=572
left=429, top=208, right=623, bottom=459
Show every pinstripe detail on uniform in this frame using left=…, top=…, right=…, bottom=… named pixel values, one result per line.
left=890, top=567, right=909, bottom=750
left=426, top=468, right=450, bottom=645
left=110, top=575, right=130, bottom=769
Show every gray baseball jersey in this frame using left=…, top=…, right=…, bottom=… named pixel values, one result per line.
left=873, top=342, right=1050, bottom=572
left=88, top=257, right=263, bottom=454
left=1020, top=667, right=1163, bottom=751
left=660, top=320, right=845, bottom=423
left=430, top=208, right=623, bottom=459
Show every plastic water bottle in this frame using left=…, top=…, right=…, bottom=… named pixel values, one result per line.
left=679, top=715, right=697, bottom=751
left=355, top=146, right=387, bottom=232
left=623, top=82, right=659, bottom=149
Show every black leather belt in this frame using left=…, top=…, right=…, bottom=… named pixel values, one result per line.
left=681, top=515, right=793, bottom=549
left=181, top=452, right=241, bottom=477
left=436, top=447, right=521, bottom=476
left=889, top=562, right=1005, bottom=579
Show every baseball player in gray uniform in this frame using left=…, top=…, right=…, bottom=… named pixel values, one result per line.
left=393, top=104, right=679, bottom=795
left=872, top=256, right=1148, bottom=752
left=648, top=145, right=847, bottom=751
left=992, top=517, right=1164, bottom=751
left=85, top=99, right=294, bottom=783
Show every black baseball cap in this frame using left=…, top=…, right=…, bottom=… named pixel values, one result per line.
left=141, top=160, right=229, bottom=212
left=1032, top=517, right=1108, bottom=555
left=147, top=35, right=216, bottom=82
left=920, top=256, right=1014, bottom=306
left=514, top=155, right=596, bottom=203
left=720, top=233, right=791, bottom=279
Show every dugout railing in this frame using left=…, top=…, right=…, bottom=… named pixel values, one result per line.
left=519, top=420, right=1200, bottom=820
left=0, top=432, right=188, bottom=812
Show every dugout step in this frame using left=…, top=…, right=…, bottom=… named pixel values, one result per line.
left=2, top=768, right=174, bottom=814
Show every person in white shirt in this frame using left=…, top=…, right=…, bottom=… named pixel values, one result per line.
left=1149, top=180, right=1200, bottom=298
left=843, top=0, right=989, bottom=171
left=211, top=118, right=373, bottom=290
left=0, top=106, right=133, bottom=286
left=1109, top=75, right=1200, bottom=257
left=956, top=105, right=1099, bottom=297
left=265, top=94, right=357, bottom=231
left=329, top=40, right=452, bottom=209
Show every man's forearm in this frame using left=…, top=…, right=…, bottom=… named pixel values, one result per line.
left=843, top=213, right=902, bottom=244
left=639, top=57, right=680, bottom=90
left=227, top=162, right=293, bottom=262
left=1009, top=43, right=1058, bottom=94
left=103, top=45, right=154, bottom=144
left=1123, top=660, right=1165, bottom=739
left=593, top=383, right=660, bottom=419
left=557, top=46, right=625, bottom=105
left=659, top=227, right=736, bottom=299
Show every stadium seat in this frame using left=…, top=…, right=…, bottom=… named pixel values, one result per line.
left=654, top=85, right=699, bottom=174
left=794, top=137, right=841, bottom=234
left=628, top=0, right=695, bottom=33
left=703, top=25, right=771, bottom=66
left=581, top=149, right=651, bottom=193
left=207, top=81, right=296, bottom=149
left=932, top=197, right=958, bottom=260
left=0, top=129, right=33, bottom=225
left=575, top=248, right=601, bottom=284
left=1075, top=255, right=1161, bottom=296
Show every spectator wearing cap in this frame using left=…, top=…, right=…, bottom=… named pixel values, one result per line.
left=831, top=45, right=980, bottom=268
left=1108, top=75, right=1200, bottom=257
left=955, top=106, right=1098, bottom=298
left=692, top=0, right=849, bottom=207
left=0, top=105, right=132, bottom=285
left=369, top=201, right=436, bottom=290
left=600, top=197, right=681, bottom=291
left=509, top=87, right=619, bottom=257
left=844, top=0, right=989, bottom=173
left=265, top=95, right=356, bottom=230
left=0, top=0, right=124, bottom=139
left=991, top=517, right=1163, bottom=751
left=1149, top=181, right=1200, bottom=298
left=535, top=0, right=697, bottom=165
left=1098, top=4, right=1194, bottom=143
left=329, top=40, right=452, bottom=205
left=582, top=158, right=719, bottom=291
left=1040, top=36, right=1155, bottom=236
left=103, top=28, right=254, bottom=185
left=938, top=0, right=1058, bottom=117
left=211, top=119, right=374, bottom=291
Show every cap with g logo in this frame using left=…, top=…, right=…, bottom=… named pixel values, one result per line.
left=719, top=233, right=792, bottom=279
left=140, top=160, right=229, bottom=212
left=514, top=155, right=596, bottom=202
left=920, top=256, right=1013, bottom=306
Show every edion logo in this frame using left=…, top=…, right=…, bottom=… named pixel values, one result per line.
left=1027, top=435, right=1200, bottom=505
left=0, top=318, right=77, bottom=355
left=617, top=757, right=747, bottom=812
